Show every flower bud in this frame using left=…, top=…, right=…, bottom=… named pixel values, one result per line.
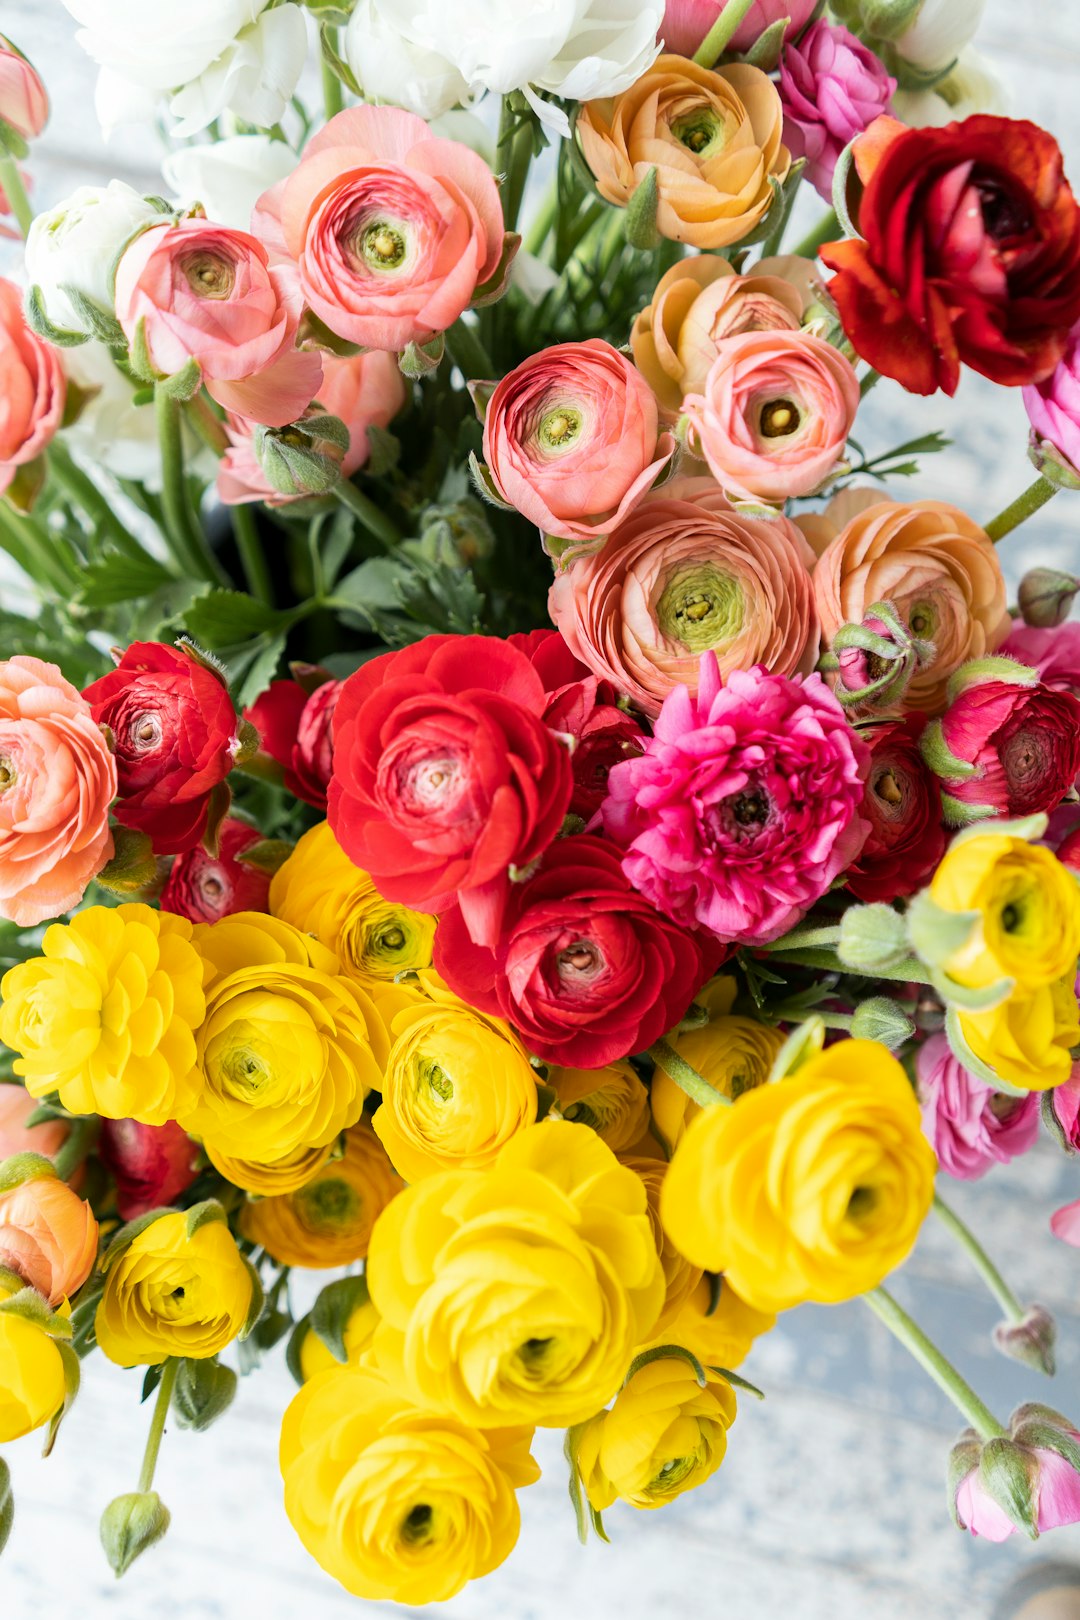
left=1017, top=568, right=1080, bottom=630
left=98, top=1119, right=200, bottom=1221
left=1044, top=1074, right=1080, bottom=1153
left=254, top=414, right=348, bottom=497
left=0, top=36, right=48, bottom=146
left=950, top=1405, right=1080, bottom=1541
left=1028, top=431, right=1080, bottom=490
left=0, top=1455, right=11, bottom=1556
left=850, top=995, right=915, bottom=1048
left=407, top=499, right=496, bottom=568
left=837, top=901, right=911, bottom=972
left=993, top=1306, right=1057, bottom=1379
left=100, top=1491, right=171, bottom=1577
left=171, top=1355, right=237, bottom=1433
left=819, top=600, right=932, bottom=711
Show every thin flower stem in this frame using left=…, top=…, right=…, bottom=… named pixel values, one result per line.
left=185, top=393, right=230, bottom=457
left=231, top=505, right=273, bottom=605
left=792, top=207, right=841, bottom=260
left=647, top=1039, right=731, bottom=1108
left=759, top=171, right=803, bottom=258
left=138, top=1358, right=180, bottom=1495
left=692, top=0, right=757, bottom=65
left=0, top=152, right=33, bottom=236
left=321, top=39, right=344, bottom=122
left=759, top=924, right=843, bottom=953
left=53, top=1117, right=98, bottom=1184
left=984, top=476, right=1058, bottom=543
left=333, top=479, right=402, bottom=551
left=445, top=317, right=497, bottom=384
left=864, top=1287, right=1007, bottom=1440
left=154, top=385, right=224, bottom=584
left=860, top=368, right=881, bottom=398
left=932, top=1191, right=1025, bottom=1324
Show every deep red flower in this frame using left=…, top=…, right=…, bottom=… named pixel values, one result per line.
left=245, top=669, right=341, bottom=810
left=434, top=833, right=725, bottom=1067
left=507, top=627, right=590, bottom=689
left=82, top=642, right=238, bottom=855
left=931, top=675, right=1080, bottom=821
left=846, top=716, right=946, bottom=903
left=542, top=678, right=646, bottom=821
left=820, top=115, right=1080, bottom=396
left=159, top=816, right=271, bottom=923
left=98, top=1118, right=200, bottom=1220
left=328, top=634, right=574, bottom=947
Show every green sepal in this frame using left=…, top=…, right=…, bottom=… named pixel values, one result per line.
left=563, top=1423, right=593, bottom=1546
left=128, top=317, right=156, bottom=384
left=945, top=656, right=1038, bottom=704
left=471, top=231, right=521, bottom=308
left=0, top=1286, right=73, bottom=1340
left=100, top=1490, right=171, bottom=1578
left=236, top=838, right=294, bottom=875
left=943, top=1006, right=1027, bottom=1098
left=623, top=1344, right=707, bottom=1390
left=767, top=1014, right=826, bottom=1083
left=946, top=1429, right=982, bottom=1527
left=534, top=1081, right=558, bottom=1123
left=171, top=1356, right=238, bottom=1432
left=838, top=901, right=910, bottom=971
left=939, top=793, right=1000, bottom=829
left=904, top=890, right=979, bottom=971
left=184, top=1199, right=227, bottom=1240
left=468, top=452, right=513, bottom=511
left=297, top=308, right=363, bottom=357
left=99, top=1209, right=177, bottom=1275
left=239, top=1256, right=266, bottom=1343
left=200, top=781, right=232, bottom=859
left=737, top=15, right=789, bottom=70
left=948, top=813, right=1048, bottom=851
left=919, top=718, right=979, bottom=781
left=399, top=333, right=445, bottom=380
left=320, top=19, right=362, bottom=97
left=624, top=168, right=660, bottom=251
left=94, top=827, right=160, bottom=897
left=57, top=285, right=127, bottom=349
left=310, top=1274, right=369, bottom=1364
left=707, top=1366, right=765, bottom=1401
left=158, top=357, right=204, bottom=404
left=232, top=718, right=260, bottom=766
left=705, top=1271, right=723, bottom=1318
left=0, top=1456, right=12, bottom=1556
left=831, top=137, right=861, bottom=239
left=734, top=160, right=807, bottom=250
left=0, top=1151, right=57, bottom=1192
left=24, top=285, right=88, bottom=348
left=1042, top=1089, right=1075, bottom=1154
left=1010, top=1420, right=1080, bottom=1472
left=929, top=965, right=1013, bottom=1013
left=589, top=1503, right=610, bottom=1543
left=41, top=1338, right=81, bottom=1458
left=856, top=0, right=922, bottom=41
left=977, top=1437, right=1039, bottom=1540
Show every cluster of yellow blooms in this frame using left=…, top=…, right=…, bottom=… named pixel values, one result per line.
left=0, top=818, right=1078, bottom=1601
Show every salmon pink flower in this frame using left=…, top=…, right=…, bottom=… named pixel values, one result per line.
left=0, top=277, right=66, bottom=495
left=917, top=1032, right=1039, bottom=1180
left=98, top=1118, right=200, bottom=1221
left=0, top=34, right=48, bottom=139
left=779, top=21, right=896, bottom=199
left=160, top=816, right=271, bottom=923
left=0, top=1170, right=98, bottom=1306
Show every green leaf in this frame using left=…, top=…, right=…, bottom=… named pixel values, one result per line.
left=171, top=1357, right=238, bottom=1432
left=310, top=1275, right=370, bottom=1364
left=0, top=1456, right=12, bottom=1555
left=320, top=20, right=362, bottom=95
left=707, top=1366, right=765, bottom=1400
left=183, top=590, right=288, bottom=649
left=184, top=1199, right=227, bottom=1240
left=79, top=551, right=176, bottom=608
left=623, top=1344, right=707, bottom=1389
left=232, top=633, right=288, bottom=711
left=332, top=557, right=409, bottom=614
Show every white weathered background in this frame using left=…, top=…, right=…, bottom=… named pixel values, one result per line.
left=3, top=2, right=1080, bottom=1617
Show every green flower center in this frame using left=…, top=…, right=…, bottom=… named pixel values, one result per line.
left=181, top=249, right=236, bottom=300
left=657, top=565, right=744, bottom=653
left=517, top=1336, right=555, bottom=1376
left=671, top=108, right=726, bottom=159
left=907, top=600, right=936, bottom=638
left=379, top=926, right=406, bottom=951
left=758, top=398, right=801, bottom=439
left=650, top=1454, right=697, bottom=1493
left=360, top=220, right=407, bottom=270
left=419, top=1057, right=453, bottom=1102
left=301, top=1176, right=361, bottom=1231
left=537, top=405, right=583, bottom=453
left=223, top=1045, right=271, bottom=1098
left=847, top=1185, right=877, bottom=1221
left=401, top=1504, right=435, bottom=1547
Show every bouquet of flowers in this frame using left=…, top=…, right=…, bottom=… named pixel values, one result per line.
left=2, top=0, right=1080, bottom=1600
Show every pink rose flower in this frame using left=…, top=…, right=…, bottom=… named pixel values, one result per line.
left=114, top=217, right=322, bottom=428
left=548, top=476, right=819, bottom=718
left=0, top=276, right=65, bottom=494
left=1023, top=322, right=1080, bottom=476
left=779, top=21, right=896, bottom=200
left=602, top=654, right=870, bottom=945
left=1003, top=621, right=1080, bottom=697
left=0, top=35, right=48, bottom=139
left=0, top=656, right=116, bottom=926
left=258, top=105, right=506, bottom=352
left=927, top=667, right=1080, bottom=821
left=684, top=330, right=859, bottom=504
left=482, top=339, right=674, bottom=552
left=659, top=0, right=817, bottom=57
left=916, top=1032, right=1039, bottom=1180
left=98, top=1118, right=200, bottom=1221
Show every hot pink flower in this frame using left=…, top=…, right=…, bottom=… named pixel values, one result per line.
left=98, top=1118, right=200, bottom=1221
left=159, top=816, right=271, bottom=923
left=1002, top=622, right=1080, bottom=697
left=114, top=217, right=321, bottom=428
left=1047, top=1070, right=1080, bottom=1152
left=482, top=340, right=674, bottom=552
left=684, top=330, right=859, bottom=504
left=1023, top=322, right=1080, bottom=476
left=259, top=105, right=507, bottom=352
left=779, top=21, right=896, bottom=199
left=916, top=1032, right=1039, bottom=1180
left=0, top=35, right=48, bottom=139
left=659, top=0, right=817, bottom=57
left=927, top=667, right=1080, bottom=822
left=0, top=276, right=65, bottom=494
left=602, top=655, right=870, bottom=945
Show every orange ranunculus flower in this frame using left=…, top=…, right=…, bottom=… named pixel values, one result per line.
left=239, top=1123, right=401, bottom=1268
left=577, top=57, right=790, bottom=251
left=0, top=1159, right=97, bottom=1306
left=549, top=1062, right=650, bottom=1154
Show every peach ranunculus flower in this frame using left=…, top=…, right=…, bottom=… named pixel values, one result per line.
left=577, top=57, right=790, bottom=250
left=631, top=254, right=826, bottom=418
left=480, top=339, right=674, bottom=554
left=811, top=496, right=1011, bottom=713
left=0, top=1085, right=69, bottom=1163
left=684, top=329, right=859, bottom=503
left=548, top=476, right=819, bottom=718
left=257, top=105, right=508, bottom=353
left=114, top=216, right=322, bottom=429
left=0, top=276, right=65, bottom=496
left=0, top=1165, right=98, bottom=1306
left=0, top=657, right=116, bottom=926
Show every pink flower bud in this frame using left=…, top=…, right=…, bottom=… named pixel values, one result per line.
left=1024, top=324, right=1080, bottom=483
left=779, top=22, right=896, bottom=200
left=0, top=37, right=47, bottom=141
left=159, top=816, right=271, bottom=924
left=98, top=1119, right=200, bottom=1221
left=1046, top=1070, right=1080, bottom=1152
left=952, top=1407, right=1080, bottom=1541
left=917, top=1033, right=1040, bottom=1180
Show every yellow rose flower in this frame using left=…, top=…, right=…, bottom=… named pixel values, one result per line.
left=297, top=1294, right=381, bottom=1382
left=955, top=973, right=1080, bottom=1093
left=0, top=1280, right=70, bottom=1442
left=205, top=1140, right=333, bottom=1197
left=368, top=1121, right=665, bottom=1428
left=639, top=1273, right=775, bottom=1372
left=177, top=913, right=388, bottom=1169
left=661, top=1040, right=936, bottom=1314
left=0, top=904, right=206, bottom=1125
left=373, top=974, right=537, bottom=1181
left=240, top=1123, right=401, bottom=1268
left=270, top=821, right=435, bottom=990
left=651, top=977, right=783, bottom=1150
left=574, top=1359, right=736, bottom=1512
left=95, top=1207, right=257, bottom=1368
left=282, top=1366, right=538, bottom=1604
left=550, top=1061, right=650, bottom=1153
left=620, top=1154, right=702, bottom=1337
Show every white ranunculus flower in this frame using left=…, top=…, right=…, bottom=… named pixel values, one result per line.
left=892, top=46, right=1009, bottom=128
left=62, top=343, right=166, bottom=488
left=62, top=0, right=272, bottom=91
left=162, top=135, right=296, bottom=233
left=25, top=180, right=167, bottom=332
left=895, top=0, right=986, bottom=72
left=343, top=0, right=470, bottom=121
left=169, top=6, right=308, bottom=138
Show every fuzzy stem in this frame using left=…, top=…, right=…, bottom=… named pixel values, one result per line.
left=792, top=207, right=841, bottom=260
left=333, top=479, right=402, bottom=551
left=932, top=1191, right=1025, bottom=1325
left=321, top=38, right=344, bottom=122
left=0, top=152, right=33, bottom=236
left=52, top=1117, right=98, bottom=1184
left=759, top=924, right=843, bottom=953
left=647, top=1039, right=731, bottom=1108
left=445, top=317, right=497, bottom=384
left=864, top=1287, right=1007, bottom=1440
left=764, top=945, right=931, bottom=983
left=984, top=477, right=1058, bottom=543
left=231, top=505, right=273, bottom=605
left=693, top=0, right=757, bottom=64
left=154, top=385, right=223, bottom=583
left=139, top=1359, right=180, bottom=1494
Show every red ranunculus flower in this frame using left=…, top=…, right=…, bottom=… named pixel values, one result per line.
left=542, top=678, right=646, bottom=822
left=329, top=635, right=574, bottom=947
left=821, top=115, right=1080, bottom=396
left=159, top=816, right=271, bottom=924
left=928, top=671, right=1080, bottom=823
left=846, top=717, right=946, bottom=903
left=434, top=834, right=725, bottom=1068
left=83, top=642, right=238, bottom=855
left=244, top=668, right=341, bottom=810
left=98, top=1118, right=200, bottom=1220
left=507, top=627, right=590, bottom=689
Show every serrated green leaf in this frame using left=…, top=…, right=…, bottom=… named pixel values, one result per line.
left=183, top=590, right=288, bottom=648
left=79, top=550, right=177, bottom=608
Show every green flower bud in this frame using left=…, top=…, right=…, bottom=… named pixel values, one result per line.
left=993, top=1307, right=1057, bottom=1379
left=254, top=414, right=348, bottom=497
left=837, top=903, right=910, bottom=972
left=1017, top=567, right=1080, bottom=629
left=100, top=1491, right=171, bottom=1578
left=171, top=1355, right=238, bottom=1433
left=850, top=996, right=915, bottom=1048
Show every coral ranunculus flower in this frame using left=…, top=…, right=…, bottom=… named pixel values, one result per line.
left=0, top=276, right=65, bottom=493
left=0, top=1164, right=98, bottom=1305
left=820, top=115, right=1080, bottom=395
left=241, top=1122, right=400, bottom=1267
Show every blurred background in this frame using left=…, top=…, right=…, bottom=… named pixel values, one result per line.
left=3, top=2, right=1080, bottom=1616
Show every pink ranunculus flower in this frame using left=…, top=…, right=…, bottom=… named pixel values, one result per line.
left=114, top=216, right=322, bottom=428
left=779, top=21, right=896, bottom=199
left=916, top=1032, right=1040, bottom=1180
left=0, top=657, right=116, bottom=927
left=953, top=1412, right=1080, bottom=1542
left=548, top=475, right=818, bottom=718
left=257, top=105, right=507, bottom=353
left=929, top=668, right=1080, bottom=821
left=1047, top=1070, right=1080, bottom=1152
left=602, top=654, right=870, bottom=945
left=1003, top=621, right=1080, bottom=697
left=1052, top=1198, right=1080, bottom=1246
left=98, top=1118, right=200, bottom=1221
left=1023, top=323, right=1080, bottom=477
left=684, top=330, right=859, bottom=504
left=0, top=1085, right=70, bottom=1164
left=0, top=35, right=48, bottom=139
left=0, top=276, right=65, bottom=494
left=659, top=0, right=817, bottom=58
left=482, top=339, right=674, bottom=552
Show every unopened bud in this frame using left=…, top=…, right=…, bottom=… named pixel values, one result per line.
left=993, top=1307, right=1057, bottom=1379
left=949, top=1404, right=1080, bottom=1542
left=406, top=499, right=496, bottom=568
left=850, top=995, right=915, bottom=1048
left=1017, top=567, right=1080, bottom=629
left=837, top=902, right=910, bottom=972
left=0, top=1457, right=12, bottom=1556
left=100, top=1490, right=171, bottom=1577
left=254, top=413, right=348, bottom=497
left=1028, top=432, right=1080, bottom=491
left=819, top=600, right=933, bottom=712
left=171, top=1356, right=237, bottom=1433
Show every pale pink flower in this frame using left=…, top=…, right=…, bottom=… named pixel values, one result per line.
left=1052, top=1198, right=1080, bottom=1246
left=0, top=277, right=65, bottom=493
left=916, top=1032, right=1040, bottom=1180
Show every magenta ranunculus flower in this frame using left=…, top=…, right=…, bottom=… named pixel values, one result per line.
left=916, top=1032, right=1040, bottom=1181
left=952, top=1410, right=1080, bottom=1542
left=1047, top=1070, right=1080, bottom=1152
left=1023, top=322, right=1080, bottom=477
left=601, top=654, right=870, bottom=946
left=779, top=21, right=896, bottom=199
left=1003, top=621, right=1080, bottom=697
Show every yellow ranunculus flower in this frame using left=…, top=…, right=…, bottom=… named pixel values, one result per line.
left=0, top=1282, right=69, bottom=1442
left=0, top=904, right=207, bottom=1125
left=638, top=1272, right=775, bottom=1372
left=298, top=1295, right=381, bottom=1381
left=550, top=1061, right=650, bottom=1152
left=575, top=1359, right=736, bottom=1512
left=281, top=1366, right=538, bottom=1604
left=95, top=1209, right=255, bottom=1368
left=620, top=1155, right=702, bottom=1336
left=177, top=913, right=388, bottom=1169
left=661, top=1040, right=936, bottom=1314
left=240, top=1122, right=401, bottom=1267
left=373, top=974, right=537, bottom=1180
left=368, top=1121, right=665, bottom=1428
left=929, top=832, right=1080, bottom=992
left=205, top=1140, right=333, bottom=1197
left=956, top=973, right=1080, bottom=1092
left=650, top=976, right=784, bottom=1150
left=270, top=821, right=435, bottom=990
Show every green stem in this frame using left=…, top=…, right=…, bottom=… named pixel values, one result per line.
left=693, top=0, right=757, bottom=64
left=53, top=1117, right=98, bottom=1184
left=321, top=37, right=344, bottom=121
left=445, top=317, right=498, bottom=383
left=0, top=152, right=33, bottom=236
left=860, top=368, right=881, bottom=399
left=984, top=476, right=1058, bottom=543
left=864, top=1287, right=1006, bottom=1440
left=932, top=1191, right=1025, bottom=1325
left=47, top=443, right=146, bottom=562
left=185, top=393, right=230, bottom=458
left=764, top=946, right=931, bottom=984
left=759, top=924, right=843, bottom=953
left=332, top=479, right=402, bottom=551
left=792, top=207, right=841, bottom=260
left=231, top=505, right=273, bottom=605
left=597, top=208, right=627, bottom=278
left=0, top=499, right=78, bottom=595
left=154, top=385, right=223, bottom=584
left=524, top=176, right=558, bottom=257
left=759, top=170, right=803, bottom=259
left=648, top=1039, right=731, bottom=1109
left=139, top=1359, right=180, bottom=1494
left=495, top=97, right=533, bottom=235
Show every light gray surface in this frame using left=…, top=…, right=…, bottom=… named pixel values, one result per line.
left=3, top=3, right=1080, bottom=1617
